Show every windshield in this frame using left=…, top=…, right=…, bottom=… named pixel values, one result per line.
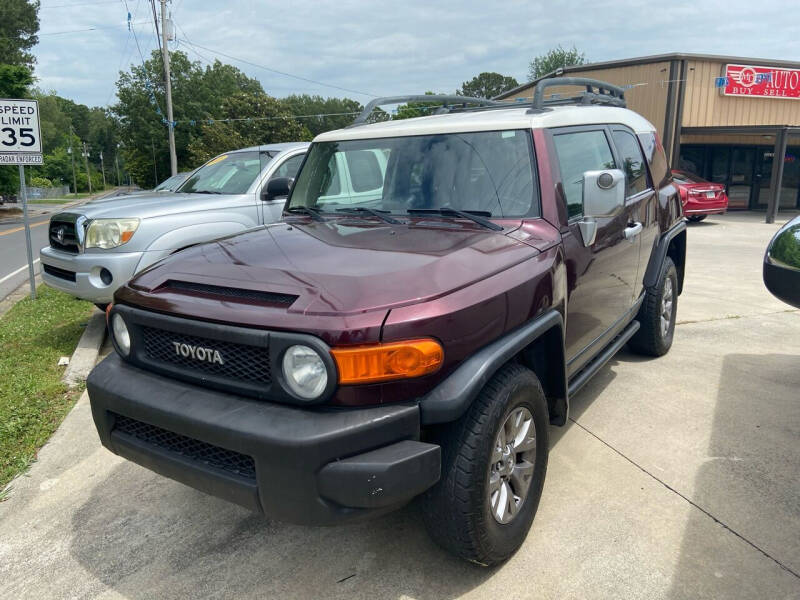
left=154, top=173, right=186, bottom=191
left=288, top=130, right=537, bottom=217
left=179, top=150, right=275, bottom=195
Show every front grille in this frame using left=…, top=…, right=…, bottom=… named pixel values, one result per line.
left=163, top=280, right=297, bottom=305
left=113, top=414, right=256, bottom=479
left=43, top=264, right=76, bottom=282
left=141, top=326, right=271, bottom=384
left=49, top=220, right=80, bottom=253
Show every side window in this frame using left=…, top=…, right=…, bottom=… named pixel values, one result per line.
left=344, top=150, right=384, bottom=193
left=272, top=154, right=305, bottom=180
left=552, top=130, right=616, bottom=218
left=612, top=129, right=649, bottom=196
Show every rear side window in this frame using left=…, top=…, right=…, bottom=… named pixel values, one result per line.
left=273, top=154, right=305, bottom=179
left=612, top=129, right=648, bottom=196
left=552, top=130, right=616, bottom=218
left=345, top=150, right=383, bottom=192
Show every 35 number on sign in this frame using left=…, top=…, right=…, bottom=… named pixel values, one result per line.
left=0, top=127, right=37, bottom=147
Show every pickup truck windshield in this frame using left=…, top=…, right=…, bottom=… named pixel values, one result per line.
left=179, top=150, right=275, bottom=195
left=288, top=130, right=537, bottom=217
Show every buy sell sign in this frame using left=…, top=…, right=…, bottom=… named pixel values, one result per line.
left=722, top=64, right=800, bottom=99
left=0, top=98, right=43, bottom=164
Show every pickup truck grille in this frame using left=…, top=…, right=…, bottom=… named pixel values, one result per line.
left=141, top=326, right=272, bottom=384
left=49, top=219, right=80, bottom=253
left=113, top=414, right=256, bottom=480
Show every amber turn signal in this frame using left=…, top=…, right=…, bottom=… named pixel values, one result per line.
left=331, top=339, right=444, bottom=385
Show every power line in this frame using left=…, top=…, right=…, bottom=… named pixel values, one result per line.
left=179, top=38, right=378, bottom=98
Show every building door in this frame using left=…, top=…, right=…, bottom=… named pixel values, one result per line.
left=757, top=147, right=800, bottom=209
left=728, top=147, right=756, bottom=209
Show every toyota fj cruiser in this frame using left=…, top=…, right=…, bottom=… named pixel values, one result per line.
left=87, top=79, right=686, bottom=566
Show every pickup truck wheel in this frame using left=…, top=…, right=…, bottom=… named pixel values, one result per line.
left=94, top=303, right=109, bottom=313
left=629, top=256, right=677, bottom=356
left=687, top=215, right=707, bottom=222
left=421, top=363, right=549, bottom=566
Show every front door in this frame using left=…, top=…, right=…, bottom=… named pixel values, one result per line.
left=551, top=126, right=642, bottom=373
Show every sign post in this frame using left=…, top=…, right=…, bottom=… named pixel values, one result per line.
left=1, top=98, right=43, bottom=300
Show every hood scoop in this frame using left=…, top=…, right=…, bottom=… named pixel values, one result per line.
left=160, top=280, right=298, bottom=306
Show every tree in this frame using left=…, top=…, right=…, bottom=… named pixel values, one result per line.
left=457, top=72, right=519, bottom=99
left=187, top=91, right=310, bottom=164
left=282, top=95, right=363, bottom=137
left=0, top=0, right=39, bottom=68
left=0, top=64, right=34, bottom=98
left=528, top=45, right=586, bottom=81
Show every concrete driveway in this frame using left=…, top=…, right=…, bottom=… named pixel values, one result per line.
left=1, top=212, right=798, bottom=599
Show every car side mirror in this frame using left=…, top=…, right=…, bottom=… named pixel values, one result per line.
left=578, top=169, right=626, bottom=246
left=763, top=220, right=800, bottom=308
left=262, top=177, right=293, bottom=201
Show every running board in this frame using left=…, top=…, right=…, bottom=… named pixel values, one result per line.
left=568, top=320, right=640, bottom=397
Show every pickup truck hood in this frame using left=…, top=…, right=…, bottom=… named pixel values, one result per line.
left=63, top=192, right=251, bottom=220
left=130, top=218, right=541, bottom=316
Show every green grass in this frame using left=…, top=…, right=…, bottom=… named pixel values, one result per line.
left=0, top=286, right=93, bottom=492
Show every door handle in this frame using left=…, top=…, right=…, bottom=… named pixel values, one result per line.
left=623, top=222, right=643, bottom=241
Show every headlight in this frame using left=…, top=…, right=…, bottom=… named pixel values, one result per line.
left=282, top=345, right=327, bottom=400
left=85, top=218, right=140, bottom=249
left=111, top=313, right=131, bottom=356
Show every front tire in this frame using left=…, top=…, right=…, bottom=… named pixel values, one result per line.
left=422, top=363, right=549, bottom=566
left=629, top=256, right=678, bottom=356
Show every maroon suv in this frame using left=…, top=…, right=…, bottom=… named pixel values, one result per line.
left=87, top=80, right=686, bottom=566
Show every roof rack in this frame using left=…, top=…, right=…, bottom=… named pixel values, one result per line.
left=530, top=77, right=626, bottom=110
left=350, top=95, right=504, bottom=126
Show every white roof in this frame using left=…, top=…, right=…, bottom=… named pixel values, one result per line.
left=314, top=105, right=656, bottom=142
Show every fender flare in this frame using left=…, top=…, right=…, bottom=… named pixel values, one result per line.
left=419, top=309, right=564, bottom=425
left=642, top=220, right=686, bottom=291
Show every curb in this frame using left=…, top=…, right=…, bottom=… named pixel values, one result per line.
left=62, top=309, right=107, bottom=388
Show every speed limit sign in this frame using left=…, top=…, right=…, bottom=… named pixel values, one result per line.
left=0, top=98, right=43, bottom=165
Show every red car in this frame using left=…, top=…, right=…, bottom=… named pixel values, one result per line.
left=671, top=170, right=729, bottom=222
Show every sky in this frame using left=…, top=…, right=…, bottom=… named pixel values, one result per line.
left=34, top=0, right=800, bottom=109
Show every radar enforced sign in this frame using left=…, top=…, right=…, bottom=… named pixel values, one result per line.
left=0, top=98, right=43, bottom=165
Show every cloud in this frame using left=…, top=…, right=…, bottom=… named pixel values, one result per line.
left=34, top=0, right=799, bottom=108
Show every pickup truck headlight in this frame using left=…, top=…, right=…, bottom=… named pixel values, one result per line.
left=282, top=345, right=328, bottom=400
left=85, top=218, right=140, bottom=249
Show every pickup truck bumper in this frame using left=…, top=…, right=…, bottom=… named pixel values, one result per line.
left=40, top=245, right=143, bottom=304
left=86, top=354, right=441, bottom=525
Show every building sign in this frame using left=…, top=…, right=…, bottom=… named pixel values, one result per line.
left=721, top=64, right=800, bottom=99
left=0, top=98, right=43, bottom=164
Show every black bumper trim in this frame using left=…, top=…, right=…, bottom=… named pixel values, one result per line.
left=87, top=354, right=437, bottom=525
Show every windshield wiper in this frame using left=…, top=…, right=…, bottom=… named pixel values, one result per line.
left=336, top=207, right=402, bottom=224
left=406, top=208, right=503, bottom=231
left=285, top=205, right=325, bottom=221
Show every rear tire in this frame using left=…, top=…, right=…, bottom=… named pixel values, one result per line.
left=687, top=215, right=707, bottom=222
left=629, top=256, right=678, bottom=356
left=422, top=363, right=549, bottom=566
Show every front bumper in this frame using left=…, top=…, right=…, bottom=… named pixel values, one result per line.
left=86, top=354, right=441, bottom=525
left=39, top=246, right=143, bottom=303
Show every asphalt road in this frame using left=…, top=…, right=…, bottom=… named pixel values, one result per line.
left=0, top=213, right=51, bottom=300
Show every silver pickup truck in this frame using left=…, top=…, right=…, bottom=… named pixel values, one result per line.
left=40, top=142, right=309, bottom=307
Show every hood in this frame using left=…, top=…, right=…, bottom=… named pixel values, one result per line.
left=129, top=218, right=541, bottom=316
left=64, top=192, right=250, bottom=220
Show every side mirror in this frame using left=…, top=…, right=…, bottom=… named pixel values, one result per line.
left=763, top=218, right=800, bottom=308
left=578, top=169, right=626, bottom=246
left=262, top=177, right=293, bottom=201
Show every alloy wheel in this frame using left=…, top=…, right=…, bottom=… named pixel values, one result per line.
left=488, top=407, right=537, bottom=524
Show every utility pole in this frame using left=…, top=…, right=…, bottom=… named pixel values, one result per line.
left=115, top=144, right=121, bottom=186
left=160, top=0, right=177, bottom=176
left=100, top=151, right=107, bottom=189
left=82, top=142, right=92, bottom=195
left=68, top=125, right=78, bottom=196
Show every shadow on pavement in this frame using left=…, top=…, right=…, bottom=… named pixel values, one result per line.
left=70, top=462, right=492, bottom=599
left=666, top=353, right=800, bottom=598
